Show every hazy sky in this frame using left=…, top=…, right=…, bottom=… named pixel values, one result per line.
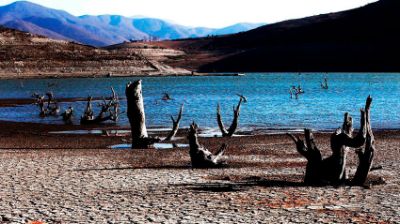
left=0, top=0, right=378, bottom=28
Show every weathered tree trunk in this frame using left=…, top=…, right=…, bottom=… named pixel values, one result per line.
left=217, top=96, right=244, bottom=137
left=288, top=129, right=323, bottom=185
left=32, top=92, right=60, bottom=117
left=188, top=122, right=227, bottom=168
left=80, top=87, right=119, bottom=125
left=82, top=96, right=94, bottom=120
left=126, top=80, right=158, bottom=149
left=352, top=96, right=375, bottom=186
left=327, top=101, right=368, bottom=184
left=288, top=96, right=372, bottom=186
left=342, top=112, right=354, bottom=135
left=62, top=107, right=74, bottom=124
left=164, top=104, right=184, bottom=141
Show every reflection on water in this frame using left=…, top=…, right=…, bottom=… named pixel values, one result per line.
left=110, top=143, right=189, bottom=150
left=49, top=130, right=130, bottom=135
left=0, top=73, right=399, bottom=132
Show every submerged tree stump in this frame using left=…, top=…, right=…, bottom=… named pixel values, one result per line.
left=62, top=106, right=74, bottom=124
left=288, top=96, right=376, bottom=186
left=80, top=87, right=119, bottom=125
left=126, top=80, right=158, bottom=149
left=32, top=92, right=60, bottom=117
left=188, top=122, right=227, bottom=168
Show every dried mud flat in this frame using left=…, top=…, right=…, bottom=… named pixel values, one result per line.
left=0, top=124, right=399, bottom=223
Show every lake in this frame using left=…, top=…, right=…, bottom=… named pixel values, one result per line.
left=0, top=73, right=399, bottom=133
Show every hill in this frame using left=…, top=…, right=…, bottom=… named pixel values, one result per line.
left=0, top=1, right=263, bottom=47
left=140, top=0, right=400, bottom=72
left=0, top=26, right=188, bottom=78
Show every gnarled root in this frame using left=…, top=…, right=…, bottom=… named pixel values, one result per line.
left=188, top=122, right=227, bottom=168
left=288, top=96, right=374, bottom=186
left=288, top=129, right=323, bottom=185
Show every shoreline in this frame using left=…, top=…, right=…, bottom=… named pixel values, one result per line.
left=0, top=118, right=398, bottom=223
left=1, top=118, right=400, bottom=134
left=0, top=118, right=400, bottom=137
left=1, top=118, right=399, bottom=133
left=2, top=72, right=400, bottom=80
left=0, top=97, right=115, bottom=107
left=0, top=72, right=247, bottom=80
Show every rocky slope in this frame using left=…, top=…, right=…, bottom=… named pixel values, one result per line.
left=136, top=0, right=400, bottom=72
left=0, top=26, right=188, bottom=79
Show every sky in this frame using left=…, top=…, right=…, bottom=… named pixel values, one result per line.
left=0, top=0, right=378, bottom=28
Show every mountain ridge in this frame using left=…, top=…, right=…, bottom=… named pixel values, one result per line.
left=0, top=1, right=264, bottom=46
left=138, top=0, right=400, bottom=72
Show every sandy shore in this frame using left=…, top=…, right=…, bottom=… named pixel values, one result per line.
left=0, top=72, right=242, bottom=80
left=0, top=121, right=399, bottom=223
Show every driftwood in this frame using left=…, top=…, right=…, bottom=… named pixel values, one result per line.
left=80, top=87, right=119, bottom=125
left=321, top=78, right=329, bottom=89
left=162, top=93, right=172, bottom=101
left=61, top=106, right=74, bottom=124
left=32, top=92, right=60, bottom=117
left=82, top=96, right=95, bottom=121
left=352, top=96, right=376, bottom=186
left=217, top=96, right=244, bottom=137
left=164, top=104, right=184, bottom=141
left=126, top=80, right=159, bottom=149
left=288, top=96, right=375, bottom=186
left=188, top=122, right=227, bottom=168
left=289, top=86, right=305, bottom=99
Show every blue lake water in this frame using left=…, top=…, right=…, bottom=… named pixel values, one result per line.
left=0, top=73, right=399, bottom=133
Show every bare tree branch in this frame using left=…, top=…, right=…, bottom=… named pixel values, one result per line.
left=217, top=97, right=243, bottom=137
left=81, top=87, right=119, bottom=124
left=164, top=104, right=184, bottom=141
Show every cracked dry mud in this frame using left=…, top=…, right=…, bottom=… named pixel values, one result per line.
left=0, top=132, right=399, bottom=223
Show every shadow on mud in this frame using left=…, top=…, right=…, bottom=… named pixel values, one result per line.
left=175, top=176, right=305, bottom=193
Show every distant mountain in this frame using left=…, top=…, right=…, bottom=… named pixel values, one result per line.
left=0, top=1, right=264, bottom=46
left=0, top=1, right=113, bottom=46
left=209, top=23, right=265, bottom=36
left=145, top=0, right=400, bottom=72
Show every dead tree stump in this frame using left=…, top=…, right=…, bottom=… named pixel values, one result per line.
left=352, top=96, right=375, bottom=186
left=188, top=122, right=227, bottom=168
left=80, top=87, right=119, bottom=125
left=288, top=129, right=323, bottom=185
left=217, top=96, right=244, bottom=137
left=32, top=92, right=60, bottom=117
left=164, top=104, right=184, bottom=141
left=126, top=80, right=158, bottom=149
left=62, top=107, right=74, bottom=124
left=288, top=96, right=375, bottom=186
